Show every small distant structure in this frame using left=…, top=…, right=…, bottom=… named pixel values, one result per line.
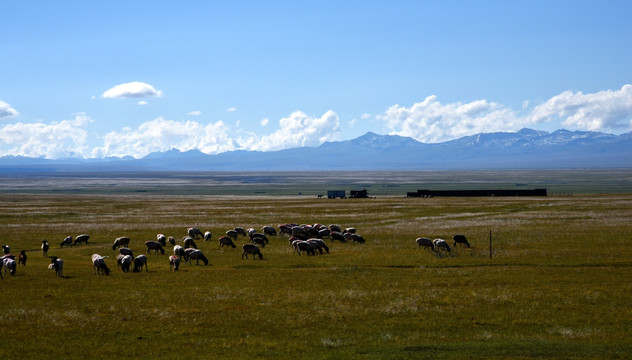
left=327, top=190, right=346, bottom=199
left=407, top=189, right=547, bottom=197
left=349, top=189, right=369, bottom=198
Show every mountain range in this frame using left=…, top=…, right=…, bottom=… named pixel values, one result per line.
left=1, top=128, right=630, bottom=172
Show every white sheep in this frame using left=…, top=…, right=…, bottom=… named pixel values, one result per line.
left=173, top=245, right=185, bottom=260
left=121, top=255, right=133, bottom=273
left=433, top=238, right=451, bottom=253
left=92, top=254, right=110, bottom=275
left=169, top=255, right=180, bottom=271
left=3, top=256, right=17, bottom=276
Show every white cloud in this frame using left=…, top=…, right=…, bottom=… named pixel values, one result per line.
left=260, top=118, right=269, bottom=127
left=91, top=118, right=236, bottom=158
left=188, top=110, right=202, bottom=116
left=0, top=100, right=19, bottom=118
left=138, top=101, right=148, bottom=106
left=248, top=110, right=340, bottom=151
left=379, top=95, right=520, bottom=143
left=0, top=114, right=92, bottom=158
left=226, top=107, right=237, bottom=112
left=101, top=81, right=163, bottom=99
left=378, top=85, right=632, bottom=142
left=528, top=84, right=632, bottom=132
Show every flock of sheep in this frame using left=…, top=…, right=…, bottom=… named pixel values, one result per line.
left=0, top=223, right=376, bottom=278
left=0, top=224, right=471, bottom=278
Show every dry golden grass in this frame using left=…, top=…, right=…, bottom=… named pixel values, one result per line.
left=0, top=192, right=631, bottom=359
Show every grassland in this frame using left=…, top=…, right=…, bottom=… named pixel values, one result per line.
left=1, top=172, right=631, bottom=359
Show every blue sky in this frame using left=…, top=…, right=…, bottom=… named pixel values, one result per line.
left=1, top=1, right=631, bottom=158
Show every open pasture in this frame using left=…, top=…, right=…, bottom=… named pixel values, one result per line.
left=1, top=191, right=631, bottom=359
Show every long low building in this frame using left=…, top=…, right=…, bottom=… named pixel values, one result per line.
left=407, top=189, right=547, bottom=197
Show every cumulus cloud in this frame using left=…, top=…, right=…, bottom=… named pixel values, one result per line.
left=138, top=101, right=148, bottom=106
left=0, top=100, right=19, bottom=118
left=188, top=110, right=202, bottom=116
left=528, top=84, right=632, bottom=132
left=380, top=95, right=520, bottom=143
left=378, top=85, right=632, bottom=142
left=226, top=107, right=237, bottom=112
left=260, top=118, right=269, bottom=127
left=247, top=110, right=340, bottom=151
left=0, top=114, right=92, bottom=158
left=102, top=81, right=163, bottom=99
left=91, top=118, right=236, bottom=158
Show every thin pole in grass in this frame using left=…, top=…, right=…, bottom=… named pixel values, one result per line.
left=489, top=230, right=492, bottom=259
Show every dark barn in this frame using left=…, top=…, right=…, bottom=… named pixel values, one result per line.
left=349, top=189, right=369, bottom=198
left=327, top=190, right=346, bottom=199
left=407, top=189, right=547, bottom=197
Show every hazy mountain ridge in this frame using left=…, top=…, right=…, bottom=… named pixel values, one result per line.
left=1, top=128, right=630, bottom=171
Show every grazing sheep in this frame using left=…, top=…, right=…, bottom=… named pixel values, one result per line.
left=2, top=244, right=10, bottom=254
left=120, top=255, right=133, bottom=273
left=351, top=234, right=365, bottom=244
left=41, top=240, right=50, bottom=257
left=133, top=255, right=148, bottom=272
left=247, top=228, right=257, bottom=238
left=156, top=234, right=167, bottom=246
left=187, top=227, right=204, bottom=239
left=305, top=227, right=319, bottom=238
left=3, top=257, right=17, bottom=276
left=241, top=244, right=263, bottom=260
left=168, top=236, right=176, bottom=246
left=278, top=224, right=293, bottom=236
left=119, top=247, right=134, bottom=258
left=184, top=248, right=208, bottom=265
left=318, top=229, right=331, bottom=239
left=115, top=254, right=125, bottom=269
left=329, top=224, right=341, bottom=233
left=73, top=234, right=90, bottom=246
left=173, top=245, right=185, bottom=260
left=416, top=237, right=435, bottom=250
left=145, top=241, right=165, bottom=255
left=251, top=236, right=266, bottom=248
left=249, top=233, right=268, bottom=244
left=112, top=237, right=130, bottom=250
left=49, top=257, right=63, bottom=277
left=344, top=227, right=356, bottom=234
left=92, top=254, right=110, bottom=275
left=452, top=234, right=470, bottom=248
left=307, top=239, right=329, bottom=254
left=60, top=236, right=73, bottom=248
left=234, top=227, right=247, bottom=236
left=433, top=239, right=451, bottom=252
left=169, top=255, right=180, bottom=271
left=330, top=232, right=346, bottom=243
left=262, top=226, right=277, bottom=236
left=218, top=236, right=237, bottom=248
left=204, top=231, right=212, bottom=242
left=294, top=240, right=316, bottom=256
left=18, top=250, right=27, bottom=266
left=183, top=237, right=197, bottom=249
left=225, top=230, right=238, bottom=240
left=291, top=226, right=305, bottom=238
